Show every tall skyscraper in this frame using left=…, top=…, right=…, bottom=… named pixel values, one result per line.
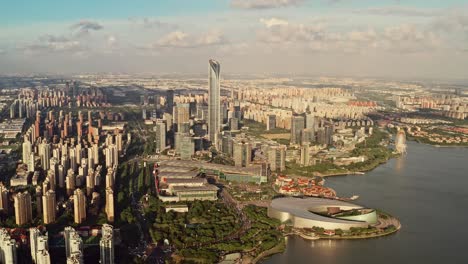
left=290, top=116, right=305, bottom=145
left=64, top=227, right=83, bottom=262
left=0, top=229, right=17, bottom=264
left=0, top=183, right=8, bottom=214
left=30, top=228, right=49, bottom=264
left=154, top=121, right=166, bottom=153
left=105, top=188, right=114, bottom=223
left=166, top=89, right=174, bottom=114
left=39, top=140, right=51, bottom=171
left=100, top=224, right=114, bottom=264
left=73, top=189, right=86, bottom=224
left=208, top=59, right=221, bottom=149
left=233, top=141, right=252, bottom=167
left=267, top=145, right=286, bottom=172
left=22, top=139, right=32, bottom=167
left=42, top=190, right=56, bottom=224
left=14, top=192, right=32, bottom=226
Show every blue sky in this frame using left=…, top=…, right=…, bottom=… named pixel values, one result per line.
left=0, top=0, right=467, bottom=78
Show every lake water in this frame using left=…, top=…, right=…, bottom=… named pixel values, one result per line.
left=264, top=141, right=468, bottom=264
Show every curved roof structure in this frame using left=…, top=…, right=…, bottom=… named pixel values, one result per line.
left=268, top=197, right=373, bottom=229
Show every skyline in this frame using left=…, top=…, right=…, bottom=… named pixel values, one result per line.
left=1, top=0, right=468, bottom=79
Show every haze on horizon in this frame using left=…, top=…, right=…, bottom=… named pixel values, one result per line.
left=1, top=0, right=468, bottom=80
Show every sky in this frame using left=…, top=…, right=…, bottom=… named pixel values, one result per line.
left=0, top=0, right=468, bottom=79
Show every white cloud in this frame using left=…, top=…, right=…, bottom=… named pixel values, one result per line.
left=231, top=0, right=304, bottom=9
left=155, top=30, right=227, bottom=48
left=260, top=18, right=289, bottom=28
left=157, top=31, right=190, bottom=47
left=354, top=6, right=440, bottom=17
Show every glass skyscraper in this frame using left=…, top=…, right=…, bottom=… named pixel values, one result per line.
left=208, top=59, right=221, bottom=148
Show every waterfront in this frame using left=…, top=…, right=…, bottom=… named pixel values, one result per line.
left=264, top=141, right=468, bottom=264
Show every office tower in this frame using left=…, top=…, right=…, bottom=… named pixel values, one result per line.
left=22, top=139, right=32, bottom=167
left=267, top=115, right=276, bottom=131
left=300, top=144, right=310, bottom=166
left=39, top=140, right=51, bottom=170
left=73, top=189, right=86, bottom=224
left=30, top=228, right=49, bottom=264
left=174, top=103, right=190, bottom=127
left=14, top=192, right=32, bottom=226
left=301, top=128, right=315, bottom=145
left=166, top=89, right=174, bottom=114
left=0, top=183, right=8, bottom=214
left=229, top=117, right=239, bottom=131
left=100, top=224, right=114, bottom=264
left=155, top=121, right=166, bottom=152
left=105, top=188, right=114, bottom=223
left=305, top=114, right=316, bottom=131
left=267, top=145, right=286, bottom=172
left=233, top=141, right=252, bottom=167
left=290, top=116, right=305, bottom=145
left=64, top=227, right=83, bottom=262
left=208, top=59, right=221, bottom=148
left=179, top=136, right=195, bottom=160
left=42, top=190, right=56, bottom=224
left=0, top=229, right=17, bottom=264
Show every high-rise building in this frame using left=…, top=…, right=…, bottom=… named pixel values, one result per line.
left=64, top=227, right=83, bottom=262
left=233, top=141, right=252, bottom=167
left=300, top=144, right=310, bottom=166
left=73, top=189, right=86, bottom=224
left=100, top=224, right=114, bottom=264
left=267, top=115, right=276, bottom=131
left=179, top=136, right=195, bottom=160
left=39, top=141, right=51, bottom=171
left=208, top=59, right=221, bottom=149
left=0, top=229, right=17, bottom=264
left=291, top=116, right=305, bottom=145
left=174, top=103, right=190, bottom=127
left=22, top=139, right=32, bottom=167
left=166, top=89, right=174, bottom=114
left=14, top=192, right=32, bottom=226
left=42, top=190, right=56, bottom=224
left=30, top=228, right=49, bottom=264
left=105, top=188, right=114, bottom=223
left=0, top=183, right=8, bottom=214
left=267, top=145, right=286, bottom=172
left=154, top=121, right=166, bottom=153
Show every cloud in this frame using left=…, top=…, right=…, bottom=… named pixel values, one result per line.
left=22, top=34, right=85, bottom=54
left=156, top=31, right=190, bottom=47
left=155, top=30, right=227, bottom=48
left=231, top=0, right=304, bottom=9
left=70, top=20, right=103, bottom=36
left=257, top=19, right=440, bottom=53
left=128, top=17, right=176, bottom=30
left=260, top=18, right=289, bottom=28
left=354, top=6, right=440, bottom=17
